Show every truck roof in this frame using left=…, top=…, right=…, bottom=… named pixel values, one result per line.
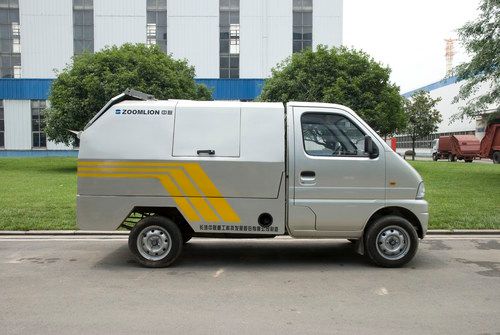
left=84, top=89, right=355, bottom=130
left=287, top=101, right=350, bottom=110
left=112, top=99, right=350, bottom=111
left=114, top=99, right=284, bottom=110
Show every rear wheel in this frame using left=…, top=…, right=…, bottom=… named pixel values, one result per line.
left=128, top=216, right=183, bottom=268
left=448, top=154, right=456, bottom=162
left=364, top=216, right=419, bottom=268
left=493, top=151, right=500, bottom=164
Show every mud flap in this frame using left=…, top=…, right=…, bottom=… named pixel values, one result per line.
left=355, top=238, right=365, bottom=255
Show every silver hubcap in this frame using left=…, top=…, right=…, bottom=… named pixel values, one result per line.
left=376, top=225, right=411, bottom=260
left=137, top=225, right=172, bottom=261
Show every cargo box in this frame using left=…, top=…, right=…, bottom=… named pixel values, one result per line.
left=449, top=135, right=480, bottom=162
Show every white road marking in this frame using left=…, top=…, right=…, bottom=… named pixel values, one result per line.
left=213, top=269, right=224, bottom=278
left=375, top=287, right=389, bottom=296
left=5, top=259, right=22, bottom=264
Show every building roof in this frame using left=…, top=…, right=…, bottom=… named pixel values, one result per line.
left=402, top=76, right=459, bottom=98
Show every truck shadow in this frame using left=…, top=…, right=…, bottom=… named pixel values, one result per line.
left=95, top=238, right=436, bottom=270
left=96, top=239, right=374, bottom=269
left=178, top=240, right=367, bottom=269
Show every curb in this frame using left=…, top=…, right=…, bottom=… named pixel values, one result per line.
left=426, top=230, right=500, bottom=235
left=0, top=230, right=499, bottom=236
left=0, top=230, right=128, bottom=236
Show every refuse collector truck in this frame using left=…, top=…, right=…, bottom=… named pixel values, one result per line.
left=77, top=90, right=428, bottom=268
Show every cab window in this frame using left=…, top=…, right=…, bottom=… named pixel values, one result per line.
left=301, top=113, right=367, bottom=157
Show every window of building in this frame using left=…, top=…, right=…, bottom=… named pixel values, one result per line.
left=0, top=0, right=21, bottom=78
left=220, top=0, right=239, bottom=78
left=0, top=101, right=4, bottom=148
left=293, top=0, right=312, bottom=53
left=31, top=100, right=47, bottom=149
left=73, top=0, right=94, bottom=55
left=301, top=113, right=369, bottom=157
left=146, top=0, right=167, bottom=52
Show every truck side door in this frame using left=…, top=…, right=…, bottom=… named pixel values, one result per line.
left=289, top=106, right=386, bottom=234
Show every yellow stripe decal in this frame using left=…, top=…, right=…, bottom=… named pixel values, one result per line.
left=77, top=161, right=240, bottom=223
left=78, top=172, right=201, bottom=222
left=207, top=198, right=241, bottom=223
left=156, top=175, right=201, bottom=222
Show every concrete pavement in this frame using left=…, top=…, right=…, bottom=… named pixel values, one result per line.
left=0, top=235, right=499, bottom=334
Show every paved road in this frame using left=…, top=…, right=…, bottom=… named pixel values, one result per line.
left=0, top=235, right=499, bottom=335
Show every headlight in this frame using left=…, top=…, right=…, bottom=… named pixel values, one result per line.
left=416, top=182, right=425, bottom=199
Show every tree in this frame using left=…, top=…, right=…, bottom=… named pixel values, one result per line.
left=259, top=45, right=406, bottom=137
left=453, top=0, right=500, bottom=120
left=404, top=91, right=442, bottom=160
left=45, top=43, right=212, bottom=145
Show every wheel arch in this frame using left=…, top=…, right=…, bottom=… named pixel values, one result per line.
left=363, top=206, right=424, bottom=239
left=120, top=206, right=194, bottom=237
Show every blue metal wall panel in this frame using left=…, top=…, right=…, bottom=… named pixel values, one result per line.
left=0, top=78, right=265, bottom=101
left=0, top=79, right=53, bottom=100
left=196, top=78, right=264, bottom=100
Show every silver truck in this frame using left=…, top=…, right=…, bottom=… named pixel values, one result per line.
left=77, top=90, right=428, bottom=268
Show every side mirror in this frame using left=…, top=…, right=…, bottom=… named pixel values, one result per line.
left=364, top=135, right=378, bottom=158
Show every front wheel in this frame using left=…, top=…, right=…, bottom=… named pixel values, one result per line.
left=432, top=153, right=438, bottom=161
left=493, top=151, right=500, bottom=164
left=128, top=216, right=183, bottom=268
left=364, top=216, right=419, bottom=267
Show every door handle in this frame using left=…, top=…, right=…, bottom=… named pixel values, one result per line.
left=197, top=149, right=215, bottom=155
left=300, top=171, right=316, bottom=185
left=301, top=171, right=316, bottom=178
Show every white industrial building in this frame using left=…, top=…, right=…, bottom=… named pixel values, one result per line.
left=396, top=76, right=496, bottom=156
left=0, top=0, right=343, bottom=155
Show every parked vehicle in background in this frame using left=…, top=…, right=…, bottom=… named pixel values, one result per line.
left=479, top=123, right=500, bottom=164
left=431, top=136, right=452, bottom=161
left=77, top=90, right=428, bottom=268
left=449, top=135, right=480, bottom=163
left=385, top=137, right=397, bottom=152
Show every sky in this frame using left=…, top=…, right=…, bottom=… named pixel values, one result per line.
left=343, top=0, right=481, bottom=93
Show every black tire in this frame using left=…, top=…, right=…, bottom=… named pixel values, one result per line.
left=432, top=154, right=438, bottom=161
left=493, top=151, right=500, bottom=164
left=128, top=216, right=183, bottom=268
left=364, top=216, right=419, bottom=268
left=448, top=154, right=456, bottom=162
left=465, top=159, right=473, bottom=163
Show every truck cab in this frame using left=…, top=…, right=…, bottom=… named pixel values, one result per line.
left=77, top=91, right=428, bottom=268
left=431, top=139, right=438, bottom=160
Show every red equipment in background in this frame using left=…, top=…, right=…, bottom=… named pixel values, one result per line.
left=385, top=137, right=397, bottom=151
left=449, top=135, right=480, bottom=163
left=432, top=136, right=452, bottom=161
left=479, top=123, right=500, bottom=164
